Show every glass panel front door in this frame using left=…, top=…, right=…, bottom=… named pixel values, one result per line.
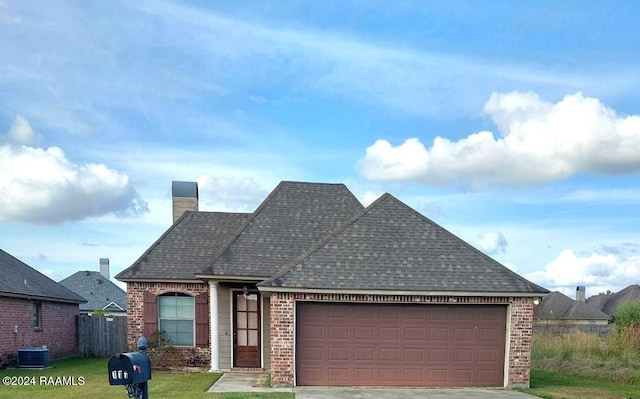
left=233, top=291, right=260, bottom=367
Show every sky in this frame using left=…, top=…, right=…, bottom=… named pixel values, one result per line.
left=1, top=1, right=639, bottom=299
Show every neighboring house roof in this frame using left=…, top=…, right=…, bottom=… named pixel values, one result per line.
left=200, top=181, right=364, bottom=278
left=116, top=211, right=249, bottom=281
left=585, top=292, right=611, bottom=311
left=59, top=271, right=127, bottom=312
left=258, top=194, right=548, bottom=294
left=593, top=284, right=640, bottom=315
left=0, top=249, right=86, bottom=304
left=534, top=291, right=610, bottom=321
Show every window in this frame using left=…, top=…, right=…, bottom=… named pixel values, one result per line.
left=33, top=302, right=42, bottom=328
left=158, top=293, right=194, bottom=346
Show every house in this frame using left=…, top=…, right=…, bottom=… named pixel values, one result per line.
left=533, top=290, right=610, bottom=335
left=0, top=249, right=86, bottom=368
left=587, top=284, right=640, bottom=315
left=116, top=181, right=549, bottom=388
left=59, top=258, right=127, bottom=316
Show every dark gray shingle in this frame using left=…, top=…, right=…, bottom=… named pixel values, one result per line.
left=201, top=181, right=364, bottom=277
left=59, top=271, right=127, bottom=312
left=116, top=211, right=249, bottom=280
left=259, top=193, right=549, bottom=293
left=0, top=249, right=86, bottom=303
left=534, top=291, right=610, bottom=320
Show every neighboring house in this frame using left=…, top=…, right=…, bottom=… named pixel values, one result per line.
left=587, top=284, right=640, bottom=315
left=117, top=181, right=549, bottom=388
left=533, top=291, right=610, bottom=335
left=59, top=258, right=127, bottom=316
left=0, top=249, right=86, bottom=368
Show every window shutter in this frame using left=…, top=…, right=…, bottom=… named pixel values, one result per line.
left=143, top=291, right=158, bottom=339
left=195, top=292, right=209, bottom=346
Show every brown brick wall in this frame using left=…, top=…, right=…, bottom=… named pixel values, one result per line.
left=508, top=297, right=534, bottom=388
left=126, top=282, right=210, bottom=367
left=0, top=296, right=79, bottom=367
left=268, top=292, right=535, bottom=388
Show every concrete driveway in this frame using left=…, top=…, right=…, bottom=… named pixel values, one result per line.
left=208, top=372, right=539, bottom=398
left=293, top=387, right=539, bottom=399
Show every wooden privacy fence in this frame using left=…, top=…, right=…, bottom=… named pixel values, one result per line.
left=76, top=314, right=128, bottom=357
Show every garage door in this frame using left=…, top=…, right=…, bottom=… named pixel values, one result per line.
left=296, top=302, right=507, bottom=387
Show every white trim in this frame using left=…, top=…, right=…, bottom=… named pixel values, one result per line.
left=503, top=303, right=512, bottom=388
left=257, top=286, right=545, bottom=297
left=209, top=281, right=219, bottom=372
left=229, top=289, right=235, bottom=368
left=293, top=299, right=297, bottom=387
left=260, top=294, right=264, bottom=369
left=102, top=301, right=124, bottom=311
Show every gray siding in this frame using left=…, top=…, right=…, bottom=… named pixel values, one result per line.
left=218, top=285, right=231, bottom=370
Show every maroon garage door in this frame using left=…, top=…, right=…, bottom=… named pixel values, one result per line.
left=296, top=302, right=507, bottom=387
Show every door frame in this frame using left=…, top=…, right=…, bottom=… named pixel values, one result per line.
left=231, top=289, right=262, bottom=368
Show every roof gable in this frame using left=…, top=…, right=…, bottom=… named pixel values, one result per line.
left=59, top=271, right=127, bottom=312
left=0, top=249, right=86, bottom=304
left=201, top=181, right=364, bottom=278
left=534, top=291, right=610, bottom=320
left=116, top=211, right=249, bottom=281
left=258, top=193, right=549, bottom=294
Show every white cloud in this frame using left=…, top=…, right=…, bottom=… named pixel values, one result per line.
left=6, top=114, right=38, bottom=145
left=0, top=143, right=148, bottom=224
left=197, top=175, right=268, bottom=212
left=360, top=92, right=640, bottom=189
left=473, top=231, right=508, bottom=255
left=526, top=249, right=640, bottom=295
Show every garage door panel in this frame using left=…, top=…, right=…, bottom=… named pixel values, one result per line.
left=329, top=326, right=349, bottom=340
left=429, top=327, right=450, bottom=341
left=405, top=327, right=424, bottom=340
left=296, top=302, right=506, bottom=387
left=404, top=348, right=424, bottom=362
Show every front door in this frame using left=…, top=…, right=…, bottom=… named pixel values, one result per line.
left=233, top=291, right=261, bottom=368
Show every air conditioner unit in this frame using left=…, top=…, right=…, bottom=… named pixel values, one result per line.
left=17, top=347, right=50, bottom=368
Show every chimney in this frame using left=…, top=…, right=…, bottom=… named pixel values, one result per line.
left=576, top=285, right=586, bottom=302
left=172, top=181, right=199, bottom=223
left=100, top=258, right=110, bottom=280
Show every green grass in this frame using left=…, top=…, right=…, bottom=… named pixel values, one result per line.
left=518, top=369, right=639, bottom=399
left=0, top=357, right=293, bottom=399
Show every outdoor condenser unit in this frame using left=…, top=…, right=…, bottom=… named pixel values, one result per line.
left=17, top=347, right=50, bottom=368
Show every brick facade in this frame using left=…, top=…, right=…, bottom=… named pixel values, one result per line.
left=0, top=296, right=79, bottom=368
left=125, top=282, right=210, bottom=367
left=269, top=292, right=535, bottom=388
left=507, top=297, right=534, bottom=388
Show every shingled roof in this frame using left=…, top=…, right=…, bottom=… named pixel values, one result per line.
left=0, top=249, right=86, bottom=304
left=534, top=291, right=610, bottom=321
left=258, top=194, right=549, bottom=294
left=59, top=271, right=127, bottom=313
left=588, top=284, right=640, bottom=315
left=116, top=211, right=249, bottom=281
left=200, top=181, right=364, bottom=278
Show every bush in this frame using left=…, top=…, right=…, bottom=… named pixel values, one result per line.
left=612, top=300, right=640, bottom=351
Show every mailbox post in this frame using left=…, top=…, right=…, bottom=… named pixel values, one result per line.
left=108, top=337, right=151, bottom=399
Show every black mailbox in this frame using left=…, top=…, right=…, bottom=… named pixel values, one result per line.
left=108, top=352, right=151, bottom=385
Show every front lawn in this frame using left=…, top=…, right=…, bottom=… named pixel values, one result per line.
left=0, top=357, right=293, bottom=399
left=518, top=369, right=639, bottom=399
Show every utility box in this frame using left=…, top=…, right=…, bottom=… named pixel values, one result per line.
left=108, top=352, right=151, bottom=385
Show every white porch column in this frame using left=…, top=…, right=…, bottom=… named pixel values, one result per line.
left=209, top=280, right=219, bottom=371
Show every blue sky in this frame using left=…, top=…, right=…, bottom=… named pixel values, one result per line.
left=1, top=1, right=639, bottom=298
